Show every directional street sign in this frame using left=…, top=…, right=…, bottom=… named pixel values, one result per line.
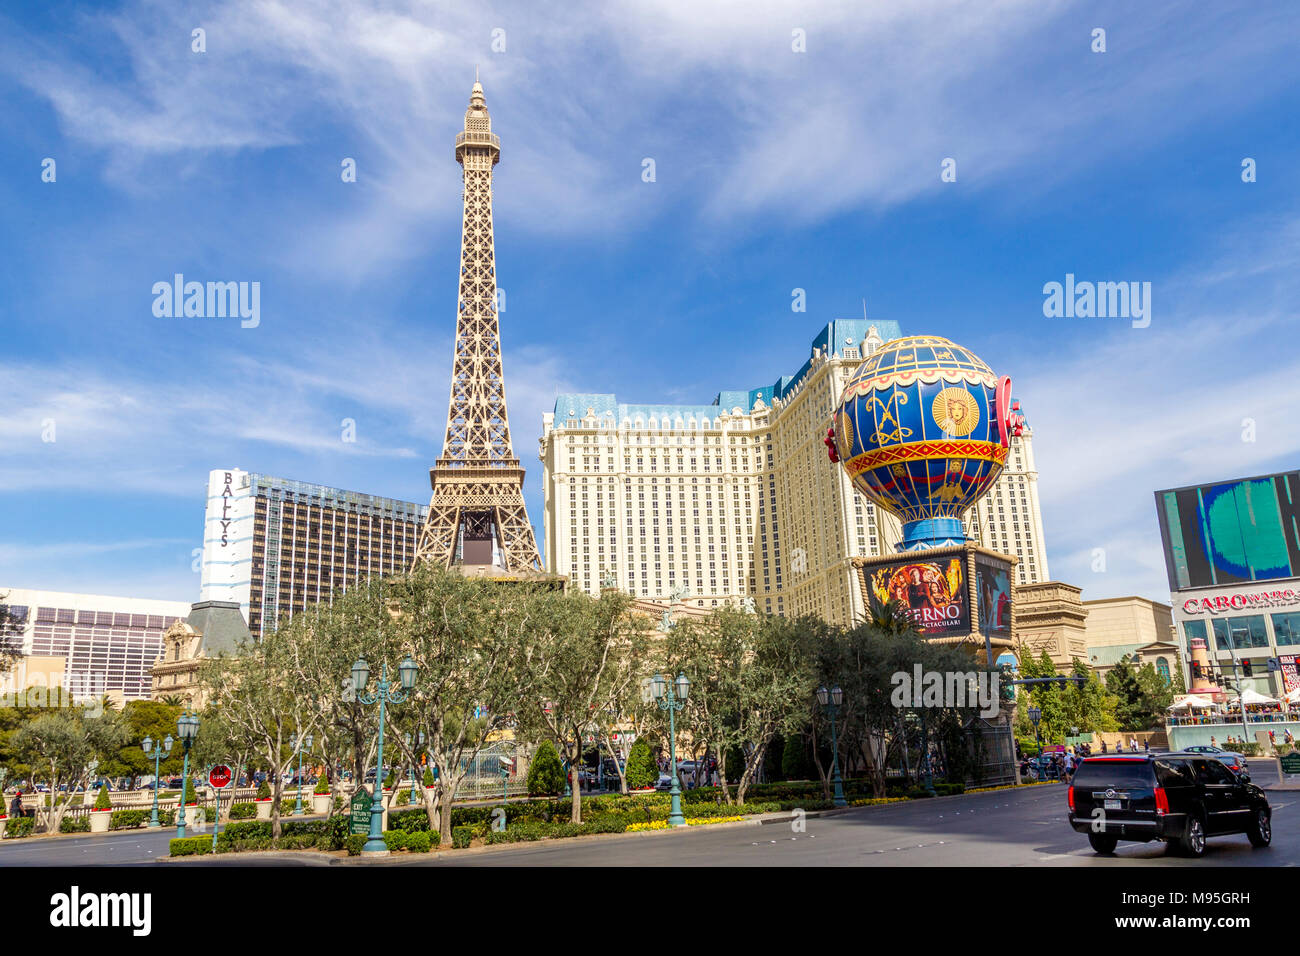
left=350, top=789, right=373, bottom=835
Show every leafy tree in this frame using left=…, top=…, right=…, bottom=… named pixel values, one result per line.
left=12, top=709, right=128, bottom=832
left=99, top=700, right=183, bottom=783
left=527, top=740, right=564, bottom=796
left=1105, top=657, right=1153, bottom=731
left=516, top=587, right=647, bottom=821
left=625, top=738, right=657, bottom=790
left=781, top=731, right=814, bottom=781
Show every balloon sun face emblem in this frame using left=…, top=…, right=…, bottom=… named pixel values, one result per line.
left=931, top=387, right=979, bottom=437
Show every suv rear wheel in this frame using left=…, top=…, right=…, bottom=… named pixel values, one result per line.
left=1181, top=815, right=1206, bottom=857
left=1247, top=808, right=1271, bottom=847
left=1087, top=832, right=1118, bottom=854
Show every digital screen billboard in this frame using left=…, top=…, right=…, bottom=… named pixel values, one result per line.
left=976, top=556, right=1012, bottom=639
left=1155, top=471, right=1300, bottom=591
left=865, top=555, right=970, bottom=638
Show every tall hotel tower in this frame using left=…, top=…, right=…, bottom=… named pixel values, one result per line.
left=541, top=320, right=1049, bottom=624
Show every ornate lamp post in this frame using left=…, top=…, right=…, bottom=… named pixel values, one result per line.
left=292, top=733, right=313, bottom=816
left=142, top=733, right=174, bottom=828
left=174, top=711, right=200, bottom=838
left=816, top=685, right=847, bottom=807
left=652, top=672, right=690, bottom=827
left=1028, top=705, right=1042, bottom=755
left=352, top=655, right=418, bottom=855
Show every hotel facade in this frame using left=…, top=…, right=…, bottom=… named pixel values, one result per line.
left=0, top=588, right=189, bottom=702
left=540, top=319, right=1051, bottom=625
left=198, top=469, right=428, bottom=640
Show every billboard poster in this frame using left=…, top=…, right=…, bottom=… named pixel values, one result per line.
left=976, top=557, right=1012, bottom=639
left=1280, top=654, right=1300, bottom=695
left=866, top=556, right=970, bottom=638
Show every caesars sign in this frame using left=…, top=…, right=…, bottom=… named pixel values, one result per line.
left=867, top=556, right=970, bottom=638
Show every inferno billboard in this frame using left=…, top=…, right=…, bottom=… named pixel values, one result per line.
left=866, top=555, right=970, bottom=638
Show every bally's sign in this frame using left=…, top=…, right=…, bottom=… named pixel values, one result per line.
left=1183, top=588, right=1300, bottom=615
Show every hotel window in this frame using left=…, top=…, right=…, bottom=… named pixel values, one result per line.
left=1211, top=616, right=1270, bottom=650
left=1272, top=612, right=1300, bottom=645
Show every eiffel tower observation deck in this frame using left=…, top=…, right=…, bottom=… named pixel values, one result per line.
left=413, top=79, right=553, bottom=581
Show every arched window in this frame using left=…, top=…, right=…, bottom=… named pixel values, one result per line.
left=1156, top=658, right=1170, bottom=683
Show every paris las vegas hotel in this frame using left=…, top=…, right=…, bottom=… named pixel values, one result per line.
left=540, top=317, right=1050, bottom=625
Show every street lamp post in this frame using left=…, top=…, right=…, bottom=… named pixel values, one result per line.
left=918, top=710, right=936, bottom=796
left=652, top=672, right=690, bottom=827
left=292, top=733, right=313, bottom=816
left=174, top=712, right=200, bottom=839
left=816, top=685, right=847, bottom=807
left=142, top=733, right=174, bottom=828
left=405, top=732, right=425, bottom=806
left=1028, top=705, right=1042, bottom=755
left=352, top=655, right=418, bottom=856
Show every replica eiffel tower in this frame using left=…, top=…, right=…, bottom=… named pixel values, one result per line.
left=413, top=79, right=543, bottom=574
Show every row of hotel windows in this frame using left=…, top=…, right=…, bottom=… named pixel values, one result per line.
left=1183, top=614, right=1300, bottom=649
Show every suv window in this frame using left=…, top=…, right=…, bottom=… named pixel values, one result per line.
left=1193, top=759, right=1235, bottom=785
left=1071, top=760, right=1156, bottom=790
left=1154, top=758, right=1196, bottom=787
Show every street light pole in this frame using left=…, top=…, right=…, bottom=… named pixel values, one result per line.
left=292, top=733, right=313, bottom=816
left=174, top=712, right=200, bottom=839
left=652, top=672, right=690, bottom=827
left=1028, top=705, right=1042, bottom=756
left=142, top=733, right=173, bottom=828
left=918, top=710, right=936, bottom=796
left=352, top=655, right=418, bottom=856
left=816, top=685, right=847, bottom=807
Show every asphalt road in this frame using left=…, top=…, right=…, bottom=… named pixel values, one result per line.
left=4, top=773, right=1294, bottom=867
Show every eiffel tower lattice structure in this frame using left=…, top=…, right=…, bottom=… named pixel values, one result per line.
left=413, top=79, right=542, bottom=573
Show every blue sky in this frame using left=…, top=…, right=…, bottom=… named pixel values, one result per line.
left=1, top=0, right=1298, bottom=606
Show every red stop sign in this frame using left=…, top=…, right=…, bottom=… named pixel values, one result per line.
left=209, top=765, right=232, bottom=789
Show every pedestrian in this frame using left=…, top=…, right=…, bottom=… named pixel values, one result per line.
left=1101, top=739, right=1107, bottom=754
left=1210, top=735, right=1217, bottom=748
left=1143, top=738, right=1149, bottom=753
left=1286, top=729, right=1294, bottom=746
left=9, top=790, right=22, bottom=819
left=1129, top=736, right=1138, bottom=752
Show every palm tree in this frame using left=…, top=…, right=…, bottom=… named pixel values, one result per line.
left=867, top=598, right=920, bottom=635
left=161, top=695, right=185, bottom=707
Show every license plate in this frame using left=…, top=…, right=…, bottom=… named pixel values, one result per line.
left=1104, top=799, right=1122, bottom=810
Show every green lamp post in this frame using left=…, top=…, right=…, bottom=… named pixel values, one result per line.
left=174, top=711, right=200, bottom=838
left=352, top=654, right=418, bottom=855
left=292, top=732, right=313, bottom=815
left=816, top=685, right=847, bottom=807
left=142, top=733, right=174, bottom=828
left=652, top=672, right=690, bottom=827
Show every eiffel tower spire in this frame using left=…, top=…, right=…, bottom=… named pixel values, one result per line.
left=413, top=80, right=542, bottom=572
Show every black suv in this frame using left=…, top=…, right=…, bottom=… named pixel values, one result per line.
left=1067, top=753, right=1271, bottom=857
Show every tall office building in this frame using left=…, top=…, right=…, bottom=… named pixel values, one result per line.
left=540, top=319, right=1051, bottom=624
left=199, top=469, right=428, bottom=640
left=0, top=588, right=189, bottom=702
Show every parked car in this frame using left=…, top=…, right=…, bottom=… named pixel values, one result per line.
left=653, top=773, right=678, bottom=792
left=1067, top=753, right=1271, bottom=857
left=1182, top=745, right=1248, bottom=774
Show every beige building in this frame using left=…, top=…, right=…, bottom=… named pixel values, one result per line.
left=0, top=588, right=189, bottom=701
left=541, top=319, right=1052, bottom=625
left=150, top=600, right=253, bottom=708
left=1080, top=595, right=1180, bottom=683
left=1013, top=581, right=1089, bottom=667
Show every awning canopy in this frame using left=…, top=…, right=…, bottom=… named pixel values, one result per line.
left=1240, top=688, right=1279, bottom=705
left=1169, top=694, right=1217, bottom=710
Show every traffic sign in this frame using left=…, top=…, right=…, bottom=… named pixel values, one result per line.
left=209, top=765, right=233, bottom=789
left=349, top=789, right=373, bottom=835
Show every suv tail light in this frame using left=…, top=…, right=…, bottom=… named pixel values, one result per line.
left=1067, top=786, right=1075, bottom=811
left=1154, top=787, right=1170, bottom=815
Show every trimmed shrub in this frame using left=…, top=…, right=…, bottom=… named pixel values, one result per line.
left=314, top=776, right=330, bottom=795
left=405, top=830, right=433, bottom=852
left=92, top=785, right=112, bottom=811
left=279, top=799, right=297, bottom=816
left=256, top=781, right=272, bottom=800
left=345, top=834, right=367, bottom=856
left=451, top=826, right=472, bottom=849
left=527, top=741, right=565, bottom=796
left=382, top=829, right=407, bottom=851
left=3, top=817, right=35, bottom=838
left=422, top=767, right=435, bottom=787
left=60, top=816, right=91, bottom=833
left=223, top=820, right=272, bottom=841
left=110, top=809, right=151, bottom=830
left=625, top=739, right=657, bottom=790
left=394, top=790, right=410, bottom=807
left=229, top=802, right=256, bottom=820
left=180, top=778, right=197, bottom=805
left=169, top=836, right=212, bottom=856
left=388, top=808, right=430, bottom=832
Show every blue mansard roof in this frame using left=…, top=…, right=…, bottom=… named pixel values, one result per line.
left=551, top=318, right=903, bottom=427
